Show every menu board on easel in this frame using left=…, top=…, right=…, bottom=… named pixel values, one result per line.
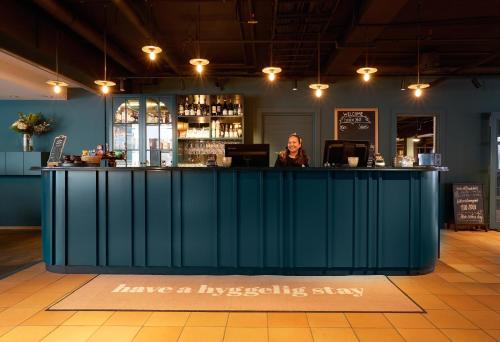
left=453, top=183, right=485, bottom=225
left=47, top=135, right=67, bottom=166
left=334, top=108, right=378, bottom=152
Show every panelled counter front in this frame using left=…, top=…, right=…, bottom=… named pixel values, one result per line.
left=41, top=167, right=445, bottom=275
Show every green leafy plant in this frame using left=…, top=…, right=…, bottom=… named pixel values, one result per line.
left=10, top=112, right=53, bottom=135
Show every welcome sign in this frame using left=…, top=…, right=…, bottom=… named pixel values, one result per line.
left=50, top=275, right=421, bottom=312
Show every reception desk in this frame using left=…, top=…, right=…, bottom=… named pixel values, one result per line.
left=41, top=166, right=445, bottom=275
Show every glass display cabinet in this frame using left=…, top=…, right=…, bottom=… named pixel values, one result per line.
left=176, top=94, right=244, bottom=167
left=110, top=96, right=174, bottom=167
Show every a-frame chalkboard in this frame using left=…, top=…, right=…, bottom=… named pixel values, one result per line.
left=334, top=108, right=378, bottom=152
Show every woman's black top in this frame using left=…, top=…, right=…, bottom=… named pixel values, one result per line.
left=274, top=154, right=309, bottom=167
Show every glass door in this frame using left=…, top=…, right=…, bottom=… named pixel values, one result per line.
left=110, top=95, right=174, bottom=167
left=112, top=98, right=140, bottom=167
left=146, top=98, right=173, bottom=166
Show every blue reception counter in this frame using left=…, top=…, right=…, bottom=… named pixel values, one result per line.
left=41, top=167, right=445, bottom=275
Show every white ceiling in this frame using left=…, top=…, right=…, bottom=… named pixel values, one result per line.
left=0, top=49, right=80, bottom=100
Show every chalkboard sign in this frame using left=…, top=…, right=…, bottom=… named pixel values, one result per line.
left=334, top=108, right=378, bottom=151
left=47, top=135, right=67, bottom=166
left=453, top=183, right=485, bottom=225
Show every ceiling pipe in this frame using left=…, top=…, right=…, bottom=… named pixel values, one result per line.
left=32, top=0, right=141, bottom=75
left=111, top=0, right=181, bottom=75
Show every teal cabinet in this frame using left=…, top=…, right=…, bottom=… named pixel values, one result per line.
left=0, top=152, right=5, bottom=175
left=24, top=152, right=49, bottom=175
left=1, top=152, right=49, bottom=176
left=5, top=152, right=23, bottom=175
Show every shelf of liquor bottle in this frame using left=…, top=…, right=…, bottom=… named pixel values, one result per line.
left=178, top=137, right=242, bottom=141
left=176, top=115, right=242, bottom=119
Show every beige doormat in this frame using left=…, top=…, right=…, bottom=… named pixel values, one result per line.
left=49, top=274, right=422, bottom=312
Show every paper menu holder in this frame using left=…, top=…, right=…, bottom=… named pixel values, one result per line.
left=47, top=135, right=67, bottom=167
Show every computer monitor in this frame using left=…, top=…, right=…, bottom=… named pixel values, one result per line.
left=323, top=140, right=370, bottom=166
left=225, top=144, right=270, bottom=167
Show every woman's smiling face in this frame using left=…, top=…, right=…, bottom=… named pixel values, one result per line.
left=287, top=136, right=301, bottom=154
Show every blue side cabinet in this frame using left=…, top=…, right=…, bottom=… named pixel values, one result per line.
left=0, top=152, right=5, bottom=175
left=1, top=152, right=49, bottom=176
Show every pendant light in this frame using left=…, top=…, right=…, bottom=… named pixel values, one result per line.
left=262, top=42, right=281, bottom=82
left=407, top=2, right=429, bottom=97
left=190, top=2, right=209, bottom=74
left=46, top=32, right=68, bottom=94
left=141, top=2, right=162, bottom=61
left=309, top=39, right=329, bottom=97
left=356, top=40, right=377, bottom=82
left=356, top=56, right=377, bottom=82
left=94, top=32, right=115, bottom=95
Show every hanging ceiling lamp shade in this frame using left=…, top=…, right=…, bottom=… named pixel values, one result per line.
left=262, top=38, right=281, bottom=82
left=309, top=39, right=329, bottom=97
left=94, top=31, right=115, bottom=95
left=190, top=3, right=209, bottom=74
left=142, top=45, right=162, bottom=61
left=46, top=32, right=68, bottom=94
left=407, top=3, right=429, bottom=98
left=356, top=67, right=378, bottom=82
left=262, top=66, right=282, bottom=82
left=190, top=58, right=210, bottom=74
left=141, top=3, right=162, bottom=61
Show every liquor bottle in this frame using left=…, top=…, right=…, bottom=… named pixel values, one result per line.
left=236, top=102, right=241, bottom=115
left=228, top=99, right=234, bottom=116
left=211, top=97, right=217, bottom=115
left=222, top=98, right=228, bottom=116
left=200, top=95, right=206, bottom=116
left=196, top=96, right=201, bottom=116
left=216, top=97, right=222, bottom=115
left=184, top=97, right=189, bottom=116
left=178, top=98, right=184, bottom=116
left=189, top=96, right=195, bottom=116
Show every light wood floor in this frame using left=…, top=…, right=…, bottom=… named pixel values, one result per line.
left=0, top=229, right=499, bottom=341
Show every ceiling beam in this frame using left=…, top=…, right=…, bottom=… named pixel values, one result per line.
left=323, top=0, right=409, bottom=75
left=111, top=0, right=181, bottom=75
left=430, top=52, right=500, bottom=87
left=32, top=0, right=142, bottom=75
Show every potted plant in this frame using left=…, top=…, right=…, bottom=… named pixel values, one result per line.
left=10, top=112, right=53, bottom=151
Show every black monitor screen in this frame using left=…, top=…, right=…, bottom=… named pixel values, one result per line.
left=225, top=144, right=270, bottom=167
left=323, top=140, right=370, bottom=166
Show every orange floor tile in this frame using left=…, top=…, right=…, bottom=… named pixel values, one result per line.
left=0, top=229, right=498, bottom=341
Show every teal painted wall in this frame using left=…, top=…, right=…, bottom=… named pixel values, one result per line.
left=0, top=89, right=105, bottom=225
left=1, top=78, right=498, bottom=225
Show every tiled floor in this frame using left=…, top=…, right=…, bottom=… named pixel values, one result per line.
left=0, top=230, right=499, bottom=341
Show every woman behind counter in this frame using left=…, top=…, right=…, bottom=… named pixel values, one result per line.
left=275, top=133, right=309, bottom=167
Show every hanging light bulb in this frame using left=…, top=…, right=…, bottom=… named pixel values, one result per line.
left=190, top=58, right=209, bottom=74
left=309, top=37, right=329, bottom=98
left=262, top=41, right=282, bottom=82
left=46, top=32, right=68, bottom=94
left=407, top=3, right=429, bottom=98
left=189, top=3, right=209, bottom=75
left=142, top=45, right=162, bottom=61
left=356, top=67, right=378, bottom=82
left=94, top=31, right=115, bottom=95
left=46, top=81, right=68, bottom=94
left=262, top=67, right=281, bottom=82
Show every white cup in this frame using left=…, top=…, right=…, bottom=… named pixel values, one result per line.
left=348, top=156, right=359, bottom=167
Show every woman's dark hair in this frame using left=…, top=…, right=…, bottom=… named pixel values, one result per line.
left=281, top=133, right=309, bottom=165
